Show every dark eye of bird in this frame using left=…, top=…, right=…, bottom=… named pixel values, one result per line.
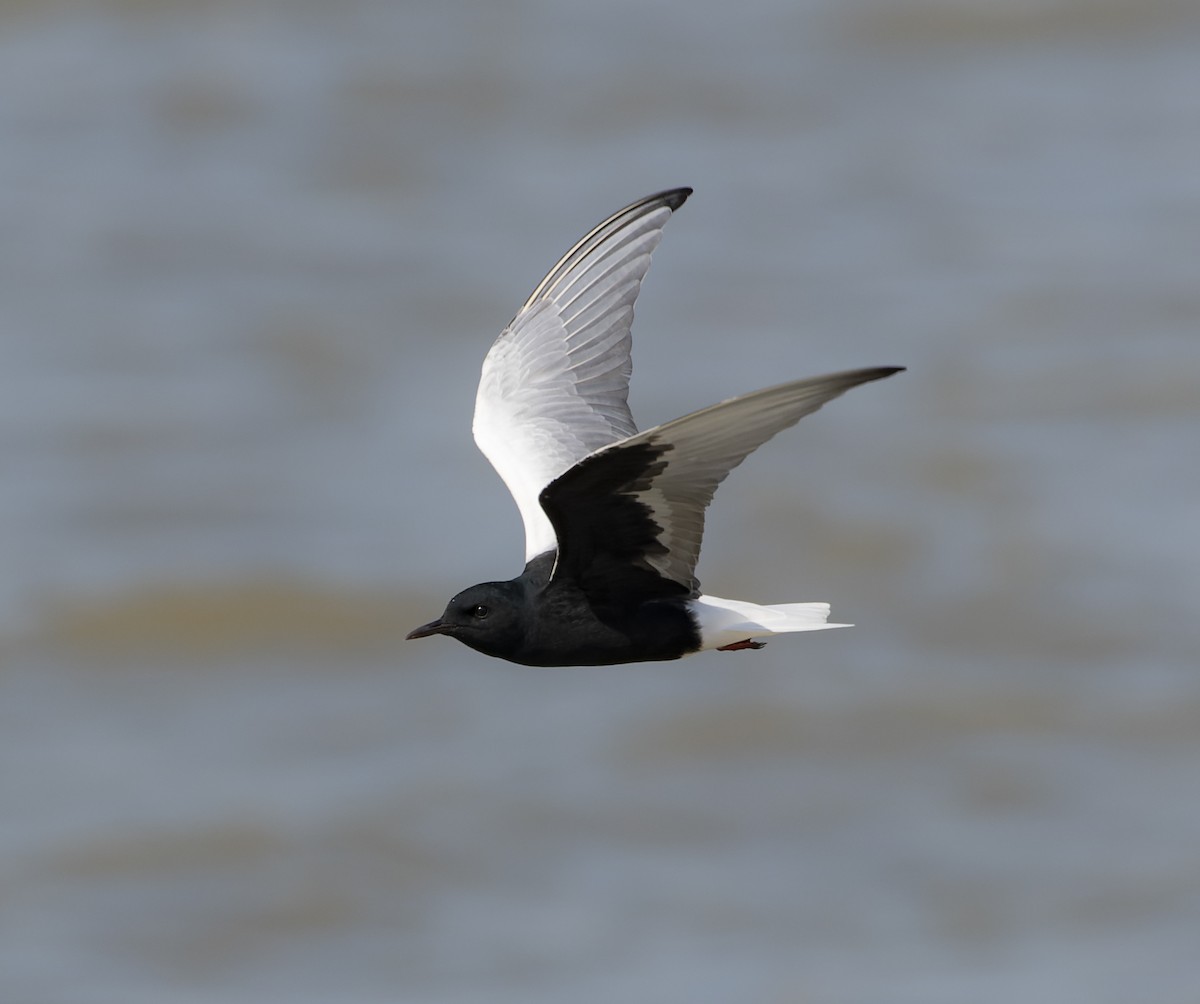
left=470, top=604, right=489, bottom=618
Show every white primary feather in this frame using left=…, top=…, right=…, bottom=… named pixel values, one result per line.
left=472, top=190, right=689, bottom=562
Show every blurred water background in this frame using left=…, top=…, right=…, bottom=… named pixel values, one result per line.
left=2, top=1, right=1199, bottom=1001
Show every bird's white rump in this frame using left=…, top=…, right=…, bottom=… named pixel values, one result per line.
left=688, top=594, right=850, bottom=651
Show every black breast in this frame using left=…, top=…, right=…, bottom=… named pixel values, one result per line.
left=512, top=561, right=700, bottom=666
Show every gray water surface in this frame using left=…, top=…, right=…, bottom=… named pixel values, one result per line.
left=3, top=2, right=1199, bottom=1002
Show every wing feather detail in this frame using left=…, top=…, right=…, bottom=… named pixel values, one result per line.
left=472, top=188, right=692, bottom=561
left=539, top=367, right=904, bottom=601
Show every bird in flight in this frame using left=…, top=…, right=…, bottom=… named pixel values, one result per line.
left=407, top=188, right=902, bottom=665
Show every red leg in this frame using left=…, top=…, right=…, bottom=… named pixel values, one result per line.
left=716, top=638, right=767, bottom=652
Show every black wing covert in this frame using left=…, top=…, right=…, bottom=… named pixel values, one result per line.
left=540, top=367, right=904, bottom=609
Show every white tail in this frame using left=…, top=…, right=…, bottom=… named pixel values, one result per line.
left=688, top=594, right=850, bottom=652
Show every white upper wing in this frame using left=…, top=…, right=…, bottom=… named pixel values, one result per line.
left=473, top=188, right=691, bottom=561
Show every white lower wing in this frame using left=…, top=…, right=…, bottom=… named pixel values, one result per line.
left=472, top=188, right=691, bottom=561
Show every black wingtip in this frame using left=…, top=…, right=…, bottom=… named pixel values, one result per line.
left=826, top=365, right=905, bottom=395
left=649, top=186, right=693, bottom=212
